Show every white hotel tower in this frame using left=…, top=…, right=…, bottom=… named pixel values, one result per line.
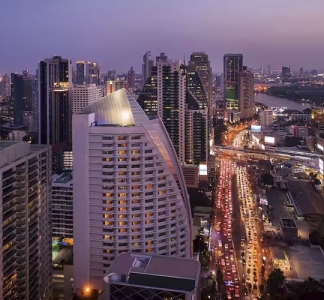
left=73, top=88, right=192, bottom=293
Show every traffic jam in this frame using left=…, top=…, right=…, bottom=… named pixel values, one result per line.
left=237, top=165, right=260, bottom=299
left=214, top=160, right=240, bottom=299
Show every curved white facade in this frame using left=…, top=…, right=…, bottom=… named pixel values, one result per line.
left=73, top=89, right=192, bottom=292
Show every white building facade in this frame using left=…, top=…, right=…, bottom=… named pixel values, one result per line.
left=0, top=141, right=52, bottom=299
left=73, top=89, right=192, bottom=294
left=52, top=172, right=73, bottom=240
left=260, top=109, right=274, bottom=127
left=72, top=84, right=100, bottom=114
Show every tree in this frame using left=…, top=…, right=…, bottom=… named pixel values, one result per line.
left=309, top=214, right=324, bottom=243
left=266, top=268, right=285, bottom=300
left=193, top=235, right=208, bottom=252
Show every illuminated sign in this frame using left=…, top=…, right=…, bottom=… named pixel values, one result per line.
left=199, top=164, right=208, bottom=176
left=319, top=159, right=324, bottom=175
left=264, top=136, right=275, bottom=145
left=317, top=144, right=324, bottom=151
left=251, top=125, right=262, bottom=132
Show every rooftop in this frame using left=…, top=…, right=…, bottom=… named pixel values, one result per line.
left=281, top=218, right=297, bottom=228
left=286, top=181, right=324, bottom=216
left=105, top=253, right=200, bottom=293
left=53, top=247, right=73, bottom=266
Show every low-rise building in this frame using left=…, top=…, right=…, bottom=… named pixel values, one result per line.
left=103, top=253, right=200, bottom=300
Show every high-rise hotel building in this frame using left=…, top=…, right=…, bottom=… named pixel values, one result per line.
left=157, top=60, right=186, bottom=163
left=0, top=141, right=52, bottom=299
left=73, top=89, right=192, bottom=293
left=72, top=84, right=100, bottom=114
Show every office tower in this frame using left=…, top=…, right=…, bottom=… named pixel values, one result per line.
left=189, top=52, right=213, bottom=114
left=267, top=64, right=271, bottom=75
left=52, top=143, right=73, bottom=174
left=127, top=66, right=136, bottom=89
left=311, top=69, right=318, bottom=77
left=52, top=172, right=73, bottom=240
left=103, top=253, right=200, bottom=300
left=72, top=84, right=100, bottom=114
left=260, top=109, right=273, bottom=127
left=157, top=60, right=186, bottom=163
left=0, top=73, right=11, bottom=97
left=31, top=77, right=38, bottom=132
left=142, top=51, right=154, bottom=84
left=76, top=61, right=100, bottom=85
left=185, top=66, right=209, bottom=164
left=156, top=52, right=168, bottom=63
left=11, top=72, right=33, bottom=126
left=223, top=54, right=243, bottom=110
left=299, top=67, right=304, bottom=76
left=0, top=141, right=52, bottom=299
left=137, top=66, right=157, bottom=116
left=106, top=79, right=127, bottom=95
left=73, top=88, right=192, bottom=293
left=38, top=56, right=72, bottom=145
left=281, top=66, right=291, bottom=82
left=239, top=66, right=254, bottom=119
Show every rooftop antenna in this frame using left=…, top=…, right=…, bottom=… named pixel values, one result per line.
left=183, top=51, right=186, bottom=66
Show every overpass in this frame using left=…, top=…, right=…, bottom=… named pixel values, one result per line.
left=215, top=146, right=321, bottom=160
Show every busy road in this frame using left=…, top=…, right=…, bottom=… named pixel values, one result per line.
left=212, top=160, right=240, bottom=299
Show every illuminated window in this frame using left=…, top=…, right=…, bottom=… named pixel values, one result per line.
left=133, top=242, right=140, bottom=247
left=118, top=150, right=127, bottom=155
left=118, top=207, right=127, bottom=212
left=104, top=221, right=113, bottom=226
left=117, top=136, right=127, bottom=140
left=131, top=150, right=140, bottom=154
left=104, top=235, right=113, bottom=240
left=118, top=193, right=127, bottom=198
left=131, top=157, right=140, bottom=161
left=132, top=235, right=139, bottom=239
left=118, top=171, right=127, bottom=176
left=132, top=171, right=140, bottom=176
left=158, top=190, right=165, bottom=195
left=146, top=248, right=153, bottom=253
left=103, top=157, right=113, bottom=162
left=132, top=221, right=140, bottom=225
left=145, top=213, right=153, bottom=218
left=132, top=200, right=140, bottom=204
left=132, top=228, right=140, bottom=232
left=146, top=241, right=153, bottom=245
left=118, top=157, right=127, bottom=162
left=132, top=178, right=140, bottom=182
left=104, top=207, right=114, bottom=211
left=118, top=214, right=126, bottom=219
left=104, top=193, right=113, bottom=197
left=145, top=184, right=153, bottom=189
left=145, top=220, right=153, bottom=225
left=119, top=200, right=127, bottom=204
left=103, top=214, right=112, bottom=219
left=118, top=221, right=127, bottom=226
left=132, top=186, right=140, bottom=190
left=158, top=176, right=166, bottom=181
left=118, top=143, right=127, bottom=147
left=132, top=192, right=140, bottom=197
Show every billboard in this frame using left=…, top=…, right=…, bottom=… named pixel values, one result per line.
left=319, top=159, right=324, bottom=175
left=317, top=144, right=324, bottom=151
left=199, top=164, right=208, bottom=176
left=251, top=125, right=262, bottom=132
left=264, top=136, right=275, bottom=145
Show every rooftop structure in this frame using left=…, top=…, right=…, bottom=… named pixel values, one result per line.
left=104, top=253, right=200, bottom=299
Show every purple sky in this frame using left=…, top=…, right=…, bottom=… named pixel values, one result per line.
left=1, top=0, right=323, bottom=74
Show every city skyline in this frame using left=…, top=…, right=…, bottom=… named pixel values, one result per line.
left=1, top=0, right=324, bottom=73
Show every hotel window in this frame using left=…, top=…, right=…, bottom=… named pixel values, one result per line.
left=103, top=221, right=113, bottom=226
left=132, top=235, right=140, bottom=239
left=131, top=149, right=140, bottom=154
left=132, top=171, right=140, bottom=176
left=131, top=165, right=140, bottom=169
left=102, top=136, right=113, bottom=140
left=146, top=240, right=153, bottom=246
left=104, top=207, right=114, bottom=212
left=133, top=242, right=141, bottom=247
left=132, top=178, right=141, bottom=183
left=118, top=207, right=127, bottom=212
left=145, top=220, right=153, bottom=225
left=118, top=186, right=127, bottom=190
left=145, top=150, right=152, bottom=153
left=132, top=221, right=140, bottom=226
left=131, top=143, right=140, bottom=147
left=118, top=143, right=127, bottom=147
left=132, top=228, right=140, bottom=232
left=132, top=214, right=140, bottom=219
left=103, top=157, right=113, bottom=162
left=132, top=200, right=140, bottom=205
left=118, top=200, right=127, bottom=204
left=104, top=200, right=113, bottom=205
left=103, top=214, right=113, bottom=219
left=103, top=193, right=114, bottom=197
left=102, top=150, right=114, bottom=155
left=132, top=192, right=141, bottom=197
left=118, top=221, right=127, bottom=226
left=145, top=164, right=153, bottom=168
left=145, top=184, right=153, bottom=189
left=158, top=190, right=165, bottom=195
left=118, top=171, right=127, bottom=176
left=131, top=136, right=141, bottom=140
left=104, top=235, right=113, bottom=240
left=118, top=150, right=127, bottom=155
left=158, top=176, right=166, bottom=181
left=117, top=136, right=127, bottom=140
left=118, top=165, right=127, bottom=169
left=132, top=186, right=140, bottom=190
left=118, top=214, right=126, bottom=219
left=131, top=157, right=140, bottom=161
left=118, top=157, right=127, bottom=162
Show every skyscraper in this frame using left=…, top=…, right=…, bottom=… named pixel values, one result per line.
left=223, top=54, right=243, bottom=111
left=38, top=56, right=72, bottom=145
left=185, top=66, right=209, bottom=164
left=11, top=72, right=33, bottom=126
left=157, top=60, right=186, bottom=163
left=73, top=88, right=192, bottom=293
left=0, top=74, right=11, bottom=97
left=127, top=66, right=136, bottom=89
left=76, top=61, right=100, bottom=85
left=281, top=66, right=291, bottom=82
left=189, top=52, right=213, bottom=115
left=137, top=66, right=158, bottom=116
left=142, top=51, right=154, bottom=85
left=239, top=66, right=254, bottom=119
left=0, top=141, right=52, bottom=299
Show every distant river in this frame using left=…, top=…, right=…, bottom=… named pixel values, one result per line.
left=254, top=93, right=321, bottom=111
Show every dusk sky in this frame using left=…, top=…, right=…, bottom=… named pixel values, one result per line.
left=1, top=0, right=323, bottom=74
